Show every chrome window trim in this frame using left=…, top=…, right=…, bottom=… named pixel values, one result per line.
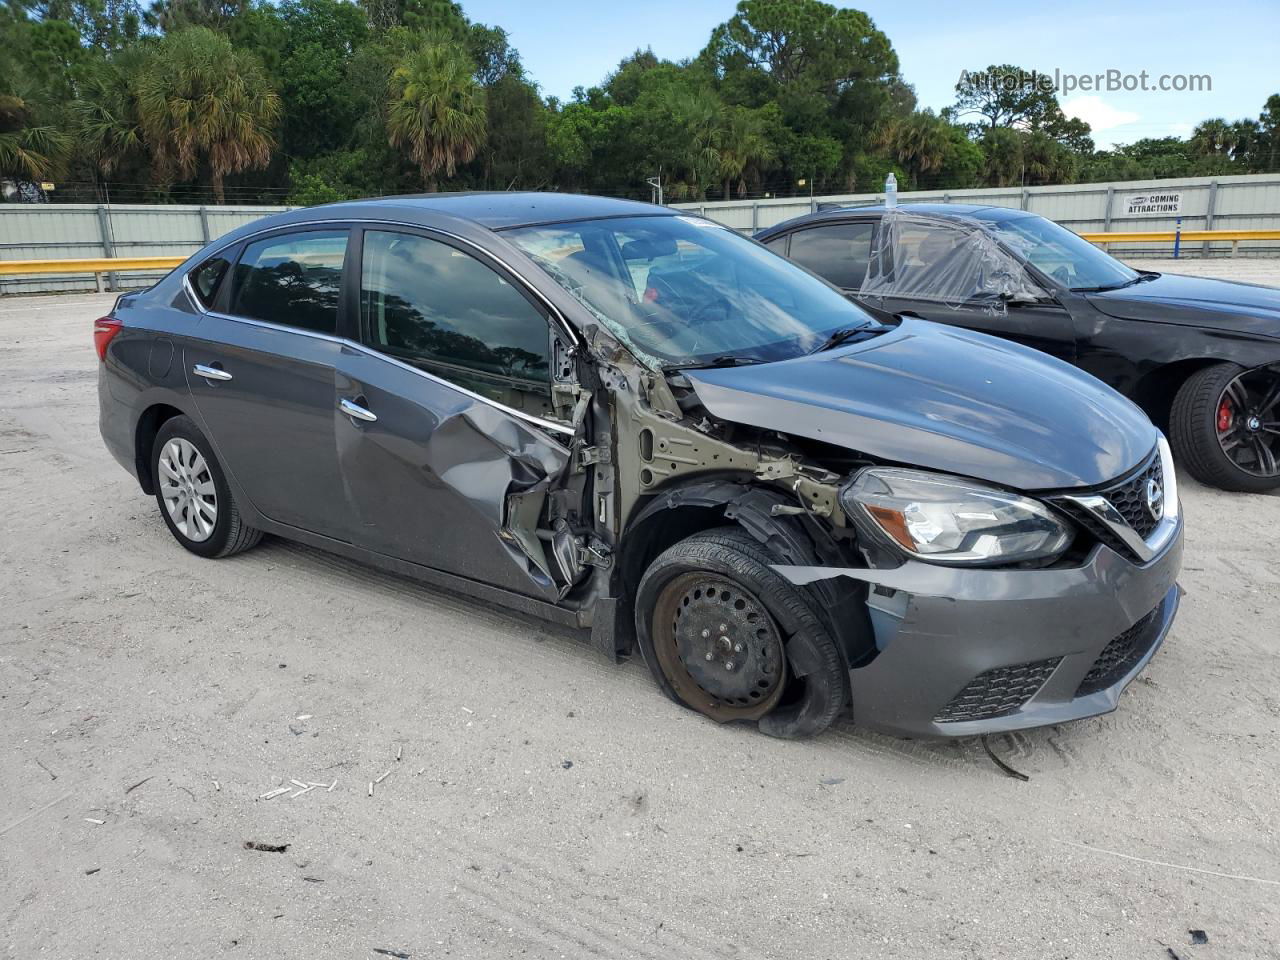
left=1060, top=437, right=1179, bottom=564
left=180, top=272, right=575, bottom=440
left=183, top=215, right=582, bottom=349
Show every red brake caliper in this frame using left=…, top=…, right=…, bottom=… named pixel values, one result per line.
left=1217, top=397, right=1233, bottom=433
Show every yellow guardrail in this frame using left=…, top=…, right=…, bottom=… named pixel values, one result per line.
left=1079, top=228, right=1280, bottom=255
left=0, top=256, right=186, bottom=291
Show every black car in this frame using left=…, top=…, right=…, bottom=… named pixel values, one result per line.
left=97, top=193, right=1182, bottom=740
left=756, top=204, right=1280, bottom=493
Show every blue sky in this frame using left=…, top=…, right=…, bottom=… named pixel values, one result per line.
left=460, top=0, right=1279, bottom=149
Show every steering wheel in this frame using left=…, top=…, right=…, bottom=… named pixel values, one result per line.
left=689, top=296, right=732, bottom=324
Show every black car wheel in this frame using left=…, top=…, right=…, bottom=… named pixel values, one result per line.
left=635, top=527, right=850, bottom=739
left=152, top=415, right=263, bottom=558
left=1171, top=363, right=1280, bottom=492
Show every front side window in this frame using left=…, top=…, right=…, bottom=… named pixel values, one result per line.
left=229, top=230, right=348, bottom=334
left=975, top=212, right=1139, bottom=291
left=360, top=230, right=553, bottom=415
left=505, top=215, right=881, bottom=368
left=788, top=221, right=875, bottom=289
left=860, top=217, right=1047, bottom=306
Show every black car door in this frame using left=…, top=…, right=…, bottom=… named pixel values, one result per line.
left=333, top=225, right=574, bottom=601
left=186, top=228, right=357, bottom=541
left=787, top=217, right=1079, bottom=363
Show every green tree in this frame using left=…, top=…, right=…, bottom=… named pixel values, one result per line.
left=0, top=88, right=72, bottom=184
left=717, top=105, right=775, bottom=198
left=702, top=0, right=906, bottom=190
left=387, top=34, right=486, bottom=191
left=953, top=65, right=1061, bottom=131
left=133, top=27, right=281, bottom=203
left=69, top=50, right=147, bottom=194
left=1257, top=94, right=1280, bottom=172
left=879, top=109, right=950, bottom=188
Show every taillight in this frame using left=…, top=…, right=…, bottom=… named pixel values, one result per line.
left=93, top=316, right=123, bottom=361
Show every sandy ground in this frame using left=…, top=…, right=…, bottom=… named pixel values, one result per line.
left=2, top=280, right=1278, bottom=960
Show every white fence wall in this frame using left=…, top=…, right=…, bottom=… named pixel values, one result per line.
left=673, top=173, right=1280, bottom=258
left=0, top=203, right=295, bottom=295
left=3, top=173, right=1280, bottom=295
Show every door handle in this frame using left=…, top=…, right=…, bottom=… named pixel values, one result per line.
left=192, top=363, right=233, bottom=382
left=339, top=397, right=377, bottom=423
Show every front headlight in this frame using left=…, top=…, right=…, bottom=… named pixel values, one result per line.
left=841, top=467, right=1073, bottom=566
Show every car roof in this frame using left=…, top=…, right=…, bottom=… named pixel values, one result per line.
left=755, top=202, right=1035, bottom=238
left=301, top=191, right=669, bottom=231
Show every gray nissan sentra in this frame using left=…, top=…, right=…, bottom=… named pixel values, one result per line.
left=96, top=193, right=1183, bottom=739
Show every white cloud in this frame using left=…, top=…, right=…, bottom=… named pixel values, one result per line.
left=1061, top=95, right=1141, bottom=132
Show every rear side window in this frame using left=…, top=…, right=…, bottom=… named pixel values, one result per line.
left=189, top=256, right=229, bottom=308
left=761, top=235, right=789, bottom=256
left=230, top=230, right=348, bottom=334
left=789, top=222, right=875, bottom=289
left=360, top=229, right=553, bottom=415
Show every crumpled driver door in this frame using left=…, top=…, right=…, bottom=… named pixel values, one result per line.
left=333, top=342, right=575, bottom=601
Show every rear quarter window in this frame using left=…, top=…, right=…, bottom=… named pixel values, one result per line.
left=188, top=256, right=230, bottom=308
left=788, top=221, right=876, bottom=289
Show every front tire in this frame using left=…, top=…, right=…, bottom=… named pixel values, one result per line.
left=152, top=415, right=262, bottom=558
left=635, top=527, right=850, bottom=739
left=1170, top=363, right=1280, bottom=493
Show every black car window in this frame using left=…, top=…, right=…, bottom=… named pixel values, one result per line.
left=863, top=219, right=1046, bottom=305
left=761, top=234, right=789, bottom=256
left=360, top=230, right=553, bottom=417
left=788, top=222, right=875, bottom=289
left=229, top=230, right=348, bottom=334
left=189, top=255, right=230, bottom=308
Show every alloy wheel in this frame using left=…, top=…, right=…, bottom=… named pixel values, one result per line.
left=1216, top=369, right=1280, bottom=478
left=158, top=437, right=219, bottom=542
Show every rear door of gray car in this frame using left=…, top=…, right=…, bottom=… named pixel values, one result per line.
left=332, top=225, right=573, bottom=600
left=186, top=227, right=356, bottom=541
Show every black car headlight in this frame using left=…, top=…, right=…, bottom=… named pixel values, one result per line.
left=841, top=467, right=1073, bottom=565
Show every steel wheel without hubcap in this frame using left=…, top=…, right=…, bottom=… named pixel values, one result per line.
left=650, top=572, right=787, bottom=722
left=158, top=437, right=218, bottom=542
left=1215, top=369, right=1280, bottom=479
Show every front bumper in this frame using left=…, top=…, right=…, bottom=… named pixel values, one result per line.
left=773, top=516, right=1183, bottom=738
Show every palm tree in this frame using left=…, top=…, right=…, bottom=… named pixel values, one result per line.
left=671, top=90, right=722, bottom=201
left=717, top=106, right=775, bottom=199
left=387, top=36, right=487, bottom=192
left=1190, top=118, right=1234, bottom=158
left=881, top=111, right=950, bottom=189
left=71, top=52, right=148, bottom=196
left=0, top=87, right=71, bottom=185
left=133, top=27, right=280, bottom=203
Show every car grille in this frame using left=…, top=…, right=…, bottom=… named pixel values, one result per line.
left=1052, top=449, right=1163, bottom=561
left=1075, top=606, right=1162, bottom=697
left=1100, top=454, right=1163, bottom=540
left=933, top=657, right=1062, bottom=723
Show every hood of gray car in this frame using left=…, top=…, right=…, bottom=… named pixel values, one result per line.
left=683, top=317, right=1158, bottom=491
left=1086, top=272, right=1280, bottom=337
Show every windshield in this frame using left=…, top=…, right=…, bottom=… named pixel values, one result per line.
left=974, top=213, right=1139, bottom=291
left=504, top=214, right=880, bottom=367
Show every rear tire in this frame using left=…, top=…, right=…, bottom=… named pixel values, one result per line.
left=635, top=527, right=850, bottom=739
left=1170, top=363, right=1280, bottom=493
left=152, top=415, right=262, bottom=558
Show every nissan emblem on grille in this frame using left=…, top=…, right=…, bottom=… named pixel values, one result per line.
left=1146, top=477, right=1165, bottom=522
